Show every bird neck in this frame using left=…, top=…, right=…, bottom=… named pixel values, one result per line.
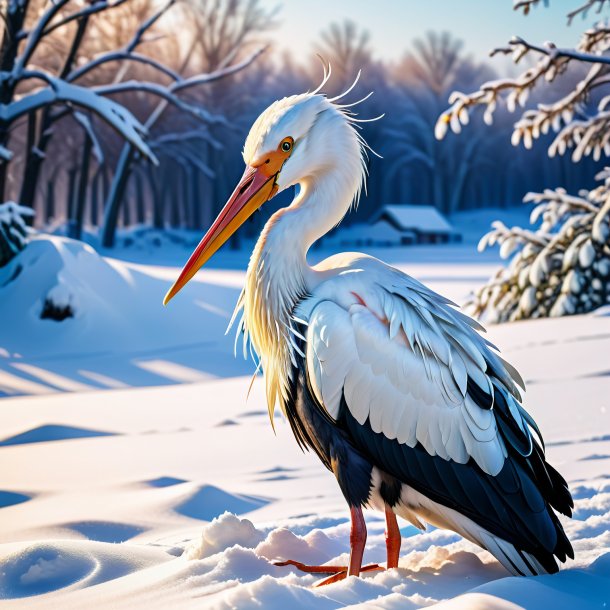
left=239, top=164, right=360, bottom=415
left=251, top=165, right=360, bottom=316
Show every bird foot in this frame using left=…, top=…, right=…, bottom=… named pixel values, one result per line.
left=273, top=559, right=383, bottom=586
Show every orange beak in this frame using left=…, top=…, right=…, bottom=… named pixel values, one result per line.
left=163, top=160, right=281, bottom=306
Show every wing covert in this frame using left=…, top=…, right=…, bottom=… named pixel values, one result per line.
left=300, top=274, right=534, bottom=477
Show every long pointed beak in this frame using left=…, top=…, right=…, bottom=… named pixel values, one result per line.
left=163, top=164, right=278, bottom=305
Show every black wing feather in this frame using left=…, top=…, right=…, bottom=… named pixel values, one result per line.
left=287, top=328, right=574, bottom=574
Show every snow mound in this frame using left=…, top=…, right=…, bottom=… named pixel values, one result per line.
left=0, top=540, right=169, bottom=599
left=64, top=521, right=147, bottom=543
left=1, top=235, right=127, bottom=325
left=0, top=424, right=116, bottom=446
left=0, top=234, right=252, bottom=380
left=0, top=490, right=30, bottom=509
left=185, top=512, right=265, bottom=559
left=213, top=574, right=342, bottom=610
left=255, top=527, right=340, bottom=565
left=175, top=485, right=270, bottom=521
left=0, top=235, right=146, bottom=356
left=184, top=512, right=264, bottom=559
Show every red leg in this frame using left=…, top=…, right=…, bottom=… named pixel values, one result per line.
left=385, top=505, right=401, bottom=569
left=348, top=505, right=367, bottom=576
left=274, top=505, right=381, bottom=586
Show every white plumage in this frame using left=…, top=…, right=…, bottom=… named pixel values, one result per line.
left=167, top=77, right=574, bottom=582
left=297, top=253, right=516, bottom=477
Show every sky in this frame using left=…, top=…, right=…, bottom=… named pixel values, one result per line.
left=260, top=0, right=588, bottom=66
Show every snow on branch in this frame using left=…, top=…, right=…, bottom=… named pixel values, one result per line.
left=0, top=201, right=34, bottom=267
left=436, top=1, right=610, bottom=162
left=73, top=112, right=105, bottom=164
left=469, top=169, right=610, bottom=322
left=514, top=0, right=610, bottom=24
left=1, top=74, right=156, bottom=162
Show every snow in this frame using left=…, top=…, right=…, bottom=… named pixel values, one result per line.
left=450, top=208, right=532, bottom=245
left=324, top=220, right=414, bottom=247
left=0, top=234, right=251, bottom=396
left=0, top=201, right=33, bottom=262
left=0, top=76, right=155, bottom=162
left=0, top=233, right=608, bottom=608
left=376, top=204, right=457, bottom=234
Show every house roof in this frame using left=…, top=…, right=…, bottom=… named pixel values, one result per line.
left=373, top=205, right=456, bottom=234
left=325, top=221, right=415, bottom=245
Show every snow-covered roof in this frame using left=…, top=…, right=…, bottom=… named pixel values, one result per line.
left=374, top=205, right=457, bottom=234
left=325, top=221, right=415, bottom=246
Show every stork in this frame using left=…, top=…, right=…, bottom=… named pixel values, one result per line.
left=163, top=74, right=574, bottom=585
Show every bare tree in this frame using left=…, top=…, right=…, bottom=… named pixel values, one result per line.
left=407, top=31, right=466, bottom=96
left=386, top=32, right=500, bottom=212
left=184, top=0, right=277, bottom=72
left=100, top=0, right=275, bottom=247
left=0, top=0, right=168, bottom=178
left=0, top=0, right=266, bottom=246
left=316, top=20, right=372, bottom=94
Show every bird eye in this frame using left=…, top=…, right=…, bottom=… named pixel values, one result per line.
left=280, top=138, right=293, bottom=153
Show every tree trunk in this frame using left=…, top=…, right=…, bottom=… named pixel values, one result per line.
left=135, top=170, right=145, bottom=224
left=66, top=166, right=78, bottom=236
left=45, top=179, right=56, bottom=224
left=72, top=135, right=92, bottom=240
left=180, top=164, right=190, bottom=228
left=122, top=183, right=131, bottom=228
left=101, top=147, right=136, bottom=247
left=190, top=166, right=201, bottom=229
left=18, top=111, right=39, bottom=206
left=90, top=169, right=100, bottom=226
left=169, top=164, right=180, bottom=227
left=148, top=163, right=164, bottom=229
left=17, top=13, right=89, bottom=209
left=0, top=0, right=30, bottom=198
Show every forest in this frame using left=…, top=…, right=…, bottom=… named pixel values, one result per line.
left=0, top=0, right=605, bottom=250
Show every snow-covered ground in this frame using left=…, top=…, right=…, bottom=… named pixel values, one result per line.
left=0, top=232, right=608, bottom=609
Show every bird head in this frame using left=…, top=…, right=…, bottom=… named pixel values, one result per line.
left=163, top=84, right=372, bottom=306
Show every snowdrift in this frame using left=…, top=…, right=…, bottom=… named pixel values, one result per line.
left=0, top=238, right=608, bottom=608
left=0, top=235, right=251, bottom=394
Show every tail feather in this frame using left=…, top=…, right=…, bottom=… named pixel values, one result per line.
left=395, top=488, right=564, bottom=576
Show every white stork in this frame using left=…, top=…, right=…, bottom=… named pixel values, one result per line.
left=164, top=74, right=573, bottom=585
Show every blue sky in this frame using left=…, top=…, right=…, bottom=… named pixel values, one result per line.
left=260, top=0, right=586, bottom=65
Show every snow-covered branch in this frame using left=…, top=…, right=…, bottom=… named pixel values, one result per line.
left=469, top=169, right=610, bottom=322
left=73, top=112, right=105, bottom=164
left=514, top=0, right=610, bottom=24
left=436, top=6, right=610, bottom=163
left=0, top=75, right=155, bottom=161
left=0, top=201, right=34, bottom=267
left=12, top=0, right=70, bottom=77
left=68, top=51, right=182, bottom=84
left=93, top=81, right=222, bottom=125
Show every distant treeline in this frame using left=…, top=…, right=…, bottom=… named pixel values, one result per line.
left=1, top=1, right=603, bottom=246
